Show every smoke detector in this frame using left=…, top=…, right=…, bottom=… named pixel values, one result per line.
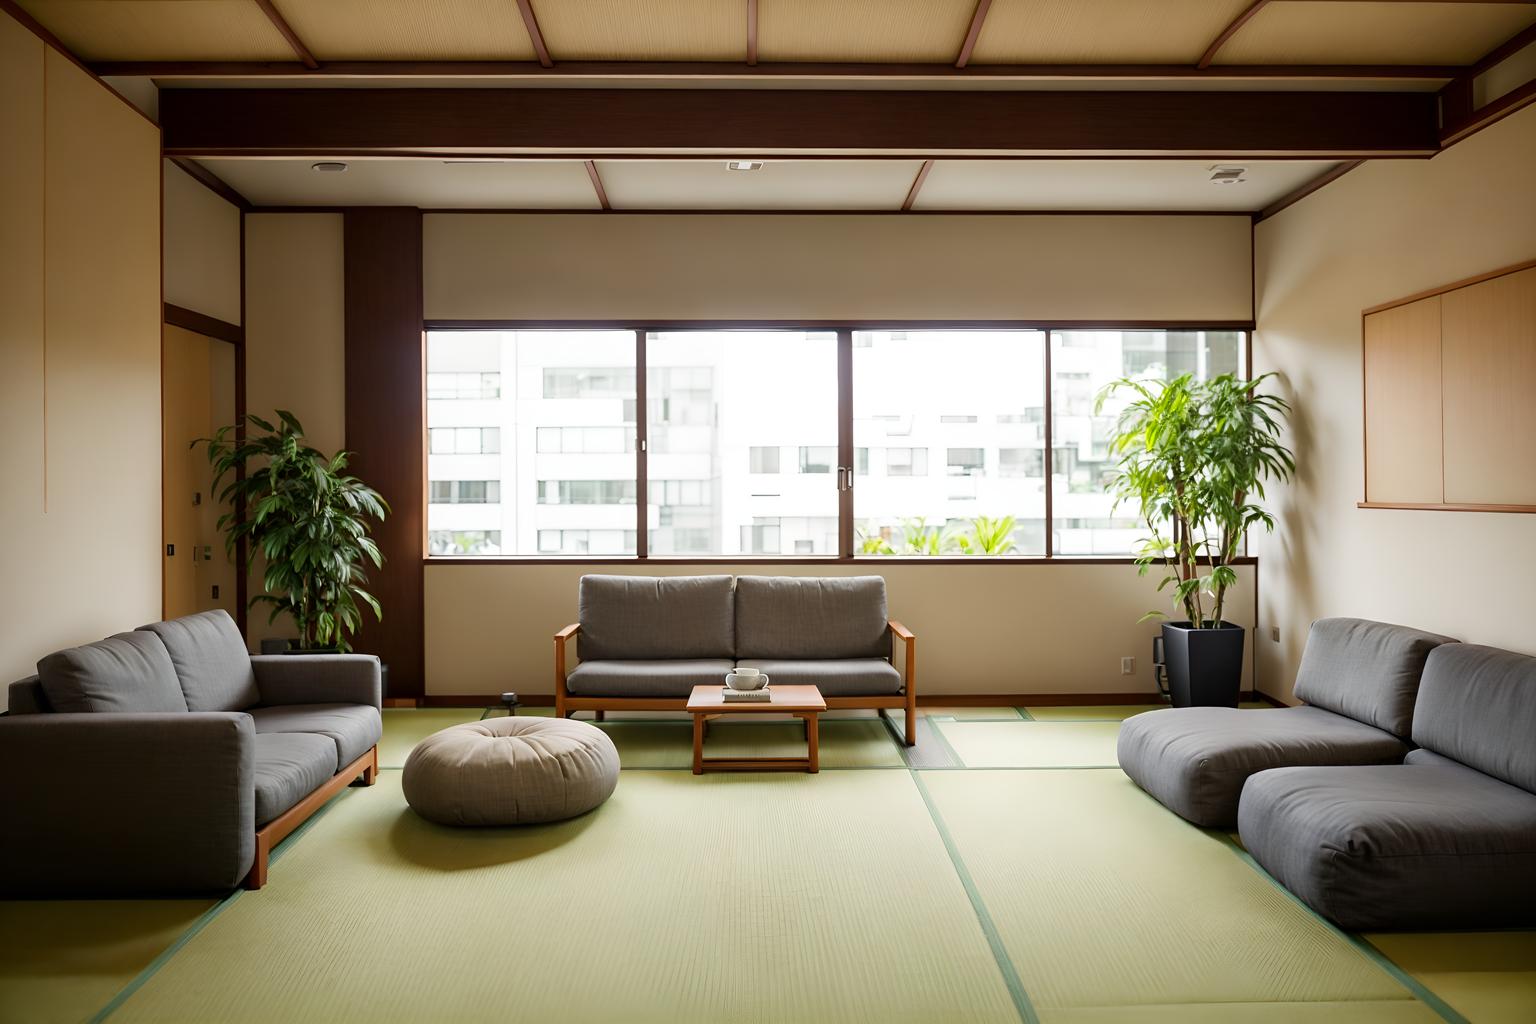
left=1208, top=165, right=1248, bottom=184
left=726, top=160, right=764, bottom=171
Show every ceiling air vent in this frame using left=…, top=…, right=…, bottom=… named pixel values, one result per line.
left=1208, top=165, right=1248, bottom=185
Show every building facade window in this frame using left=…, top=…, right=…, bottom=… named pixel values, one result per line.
left=749, top=446, right=781, bottom=474
left=429, top=480, right=501, bottom=504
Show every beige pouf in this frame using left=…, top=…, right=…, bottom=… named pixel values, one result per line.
left=402, top=717, right=620, bottom=826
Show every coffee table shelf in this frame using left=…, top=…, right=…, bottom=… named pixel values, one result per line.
left=685, top=684, right=827, bottom=775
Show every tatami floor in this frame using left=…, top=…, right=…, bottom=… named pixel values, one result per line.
left=2, top=705, right=1533, bottom=1023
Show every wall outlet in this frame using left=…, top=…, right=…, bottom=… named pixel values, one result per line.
left=1270, top=625, right=1281, bottom=643
left=1120, top=656, right=1136, bottom=675
left=212, top=585, right=220, bottom=600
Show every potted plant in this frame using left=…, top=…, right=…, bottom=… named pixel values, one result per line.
left=197, top=411, right=389, bottom=652
left=1097, top=373, right=1293, bottom=707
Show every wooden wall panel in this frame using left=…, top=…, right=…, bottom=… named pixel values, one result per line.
left=344, top=209, right=425, bottom=698
left=1363, top=296, right=1442, bottom=504
left=1442, top=267, right=1536, bottom=506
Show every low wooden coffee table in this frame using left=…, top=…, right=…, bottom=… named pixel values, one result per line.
left=686, top=684, right=827, bottom=775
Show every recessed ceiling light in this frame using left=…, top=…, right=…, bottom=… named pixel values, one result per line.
left=311, top=161, right=349, bottom=173
left=1208, top=165, right=1247, bottom=184
left=726, top=161, right=764, bottom=172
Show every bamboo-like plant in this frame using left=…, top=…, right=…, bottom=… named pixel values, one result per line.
left=1097, top=373, right=1294, bottom=627
left=196, top=411, right=389, bottom=651
left=957, top=514, right=1018, bottom=556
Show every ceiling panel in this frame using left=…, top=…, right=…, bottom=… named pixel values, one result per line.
left=16, top=1, right=295, bottom=61
left=596, top=159, right=926, bottom=210
left=200, top=159, right=603, bottom=209
left=970, top=0, right=1251, bottom=65
left=758, top=0, right=977, bottom=63
left=1215, top=2, right=1536, bottom=66
left=535, top=0, right=744, bottom=61
left=914, top=159, right=1341, bottom=212
left=276, top=0, right=537, bottom=61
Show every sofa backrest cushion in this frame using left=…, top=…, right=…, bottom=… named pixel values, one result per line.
left=735, top=576, right=890, bottom=661
left=37, top=632, right=189, bottom=714
left=6, top=676, right=49, bottom=715
left=1413, top=644, right=1536, bottom=794
left=139, top=610, right=259, bottom=712
left=1292, top=618, right=1456, bottom=737
left=578, top=575, right=735, bottom=661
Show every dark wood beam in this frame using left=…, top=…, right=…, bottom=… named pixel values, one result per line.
left=1438, top=18, right=1536, bottom=143
left=583, top=159, right=611, bottom=209
left=168, top=156, right=252, bottom=211
left=163, top=303, right=243, bottom=346
left=1253, top=160, right=1363, bottom=222
left=746, top=0, right=758, bottom=67
left=252, top=0, right=319, bottom=70
left=1468, top=20, right=1536, bottom=77
left=901, top=160, right=934, bottom=210
left=1441, top=76, right=1536, bottom=145
left=1197, top=1, right=1270, bottom=70
left=955, top=0, right=993, bottom=70
left=516, top=0, right=554, bottom=68
left=159, top=87, right=1441, bottom=157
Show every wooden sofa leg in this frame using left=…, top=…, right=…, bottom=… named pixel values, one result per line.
left=358, top=745, right=378, bottom=786
left=244, top=832, right=271, bottom=890
left=905, top=701, right=917, bottom=748
left=595, top=710, right=606, bottom=722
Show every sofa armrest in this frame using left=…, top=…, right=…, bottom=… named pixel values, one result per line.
left=0, top=712, right=255, bottom=895
left=889, top=620, right=916, bottom=694
left=251, top=654, right=382, bottom=710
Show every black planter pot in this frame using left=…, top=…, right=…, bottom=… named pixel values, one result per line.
left=1155, top=621, right=1245, bottom=708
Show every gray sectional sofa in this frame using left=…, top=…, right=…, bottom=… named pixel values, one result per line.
left=554, top=574, right=917, bottom=744
left=0, top=610, right=382, bottom=894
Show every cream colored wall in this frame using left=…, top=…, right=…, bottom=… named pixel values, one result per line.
left=163, top=159, right=242, bottom=325
left=242, top=213, right=346, bottom=650
left=425, top=213, right=1253, bottom=321
left=1253, top=103, right=1536, bottom=703
left=0, top=15, right=162, bottom=702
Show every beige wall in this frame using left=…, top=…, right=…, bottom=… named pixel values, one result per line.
left=1253, top=104, right=1536, bottom=703
left=164, top=159, right=242, bottom=325
left=425, top=213, right=1253, bottom=321
left=0, top=15, right=162, bottom=701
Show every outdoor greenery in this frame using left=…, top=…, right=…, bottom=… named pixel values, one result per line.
left=857, top=515, right=1019, bottom=556
left=197, top=411, right=389, bottom=651
left=1097, top=372, right=1294, bottom=628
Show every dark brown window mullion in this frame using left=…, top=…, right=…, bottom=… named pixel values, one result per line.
left=1044, top=329, right=1055, bottom=558
left=838, top=328, right=854, bottom=559
left=635, top=329, right=648, bottom=559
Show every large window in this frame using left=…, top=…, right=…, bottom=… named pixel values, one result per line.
left=425, top=325, right=1246, bottom=559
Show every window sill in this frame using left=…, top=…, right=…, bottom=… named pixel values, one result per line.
left=424, top=555, right=1259, bottom=567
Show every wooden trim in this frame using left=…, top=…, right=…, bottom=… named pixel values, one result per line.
left=427, top=555, right=1258, bottom=566
left=901, top=159, right=934, bottom=211
left=837, top=329, right=854, bottom=558
left=235, top=214, right=248, bottom=639
left=634, top=330, right=648, bottom=557
left=245, top=744, right=377, bottom=889
left=163, top=303, right=242, bottom=346
left=1043, top=330, right=1055, bottom=556
left=1197, top=1, right=1271, bottom=71
left=1441, top=76, right=1536, bottom=146
left=1358, top=501, right=1536, bottom=513
left=746, top=0, right=758, bottom=67
left=1468, top=20, right=1536, bottom=78
left=426, top=318, right=1255, bottom=331
left=583, top=159, right=611, bottom=209
left=1253, top=160, right=1363, bottom=222
left=1361, top=258, right=1536, bottom=315
left=167, top=157, right=252, bottom=212
left=252, top=0, right=319, bottom=70
left=516, top=0, right=555, bottom=69
left=955, top=0, right=994, bottom=70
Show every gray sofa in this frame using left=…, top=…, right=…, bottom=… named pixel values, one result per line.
left=1117, top=618, right=1456, bottom=827
left=0, top=610, right=382, bottom=894
left=554, top=575, right=917, bottom=744
left=1240, top=643, right=1536, bottom=930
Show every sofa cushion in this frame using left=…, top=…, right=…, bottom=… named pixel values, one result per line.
left=37, top=632, right=189, bottom=714
left=578, top=575, right=735, bottom=661
left=139, top=610, right=260, bottom=712
left=1412, top=644, right=1536, bottom=793
left=1238, top=762, right=1536, bottom=930
left=1116, top=705, right=1408, bottom=829
left=253, top=732, right=337, bottom=826
left=566, top=660, right=735, bottom=699
left=1291, top=617, right=1455, bottom=737
left=735, top=659, right=902, bottom=697
left=734, top=576, right=890, bottom=661
left=248, top=704, right=382, bottom=772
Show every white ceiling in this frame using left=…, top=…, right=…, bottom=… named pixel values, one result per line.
left=199, top=156, right=1342, bottom=213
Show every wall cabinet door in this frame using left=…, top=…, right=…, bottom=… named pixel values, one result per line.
left=1364, top=295, right=1443, bottom=504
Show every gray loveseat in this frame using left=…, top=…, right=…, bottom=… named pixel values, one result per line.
left=554, top=575, right=917, bottom=744
left=0, top=610, right=382, bottom=894
left=1117, top=618, right=1456, bottom=828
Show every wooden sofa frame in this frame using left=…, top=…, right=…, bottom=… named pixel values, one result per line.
left=553, top=621, right=917, bottom=746
left=244, top=744, right=379, bottom=889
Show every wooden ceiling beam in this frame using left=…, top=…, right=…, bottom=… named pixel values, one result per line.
left=158, top=87, right=1441, bottom=158
left=583, top=160, right=611, bottom=209
left=955, top=0, right=994, bottom=70
left=252, top=0, right=319, bottom=70
left=1197, top=1, right=1270, bottom=70
left=901, top=160, right=934, bottom=210
left=516, top=0, right=554, bottom=69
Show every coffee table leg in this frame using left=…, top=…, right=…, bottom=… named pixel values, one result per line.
left=806, top=713, right=820, bottom=774
left=692, top=714, right=704, bottom=775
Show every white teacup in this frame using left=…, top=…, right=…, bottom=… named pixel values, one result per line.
left=725, top=668, right=769, bottom=690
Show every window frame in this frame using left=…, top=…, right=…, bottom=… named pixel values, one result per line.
left=422, top=320, right=1254, bottom=565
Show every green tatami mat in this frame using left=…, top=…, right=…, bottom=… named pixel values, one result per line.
left=598, top=718, right=905, bottom=769
left=105, top=771, right=1020, bottom=1024
left=918, top=770, right=1439, bottom=1021
left=0, top=899, right=213, bottom=1024
left=379, top=709, right=484, bottom=767
left=1023, top=702, right=1269, bottom=722
left=935, top=720, right=1123, bottom=768
left=923, top=706, right=1026, bottom=720
left=1365, top=932, right=1536, bottom=1024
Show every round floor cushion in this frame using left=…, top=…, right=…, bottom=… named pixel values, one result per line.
left=402, top=717, right=619, bottom=826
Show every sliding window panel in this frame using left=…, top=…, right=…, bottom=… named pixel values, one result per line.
left=645, top=331, right=838, bottom=556
left=426, top=330, right=637, bottom=556
left=1051, top=330, right=1244, bottom=555
left=1363, top=296, right=1443, bottom=504
left=1441, top=267, right=1536, bottom=507
left=853, top=331, right=1046, bottom=557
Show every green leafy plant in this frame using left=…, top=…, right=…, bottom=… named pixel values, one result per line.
left=957, top=515, right=1018, bottom=556
left=196, top=411, right=389, bottom=651
left=1097, top=373, right=1293, bottom=627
